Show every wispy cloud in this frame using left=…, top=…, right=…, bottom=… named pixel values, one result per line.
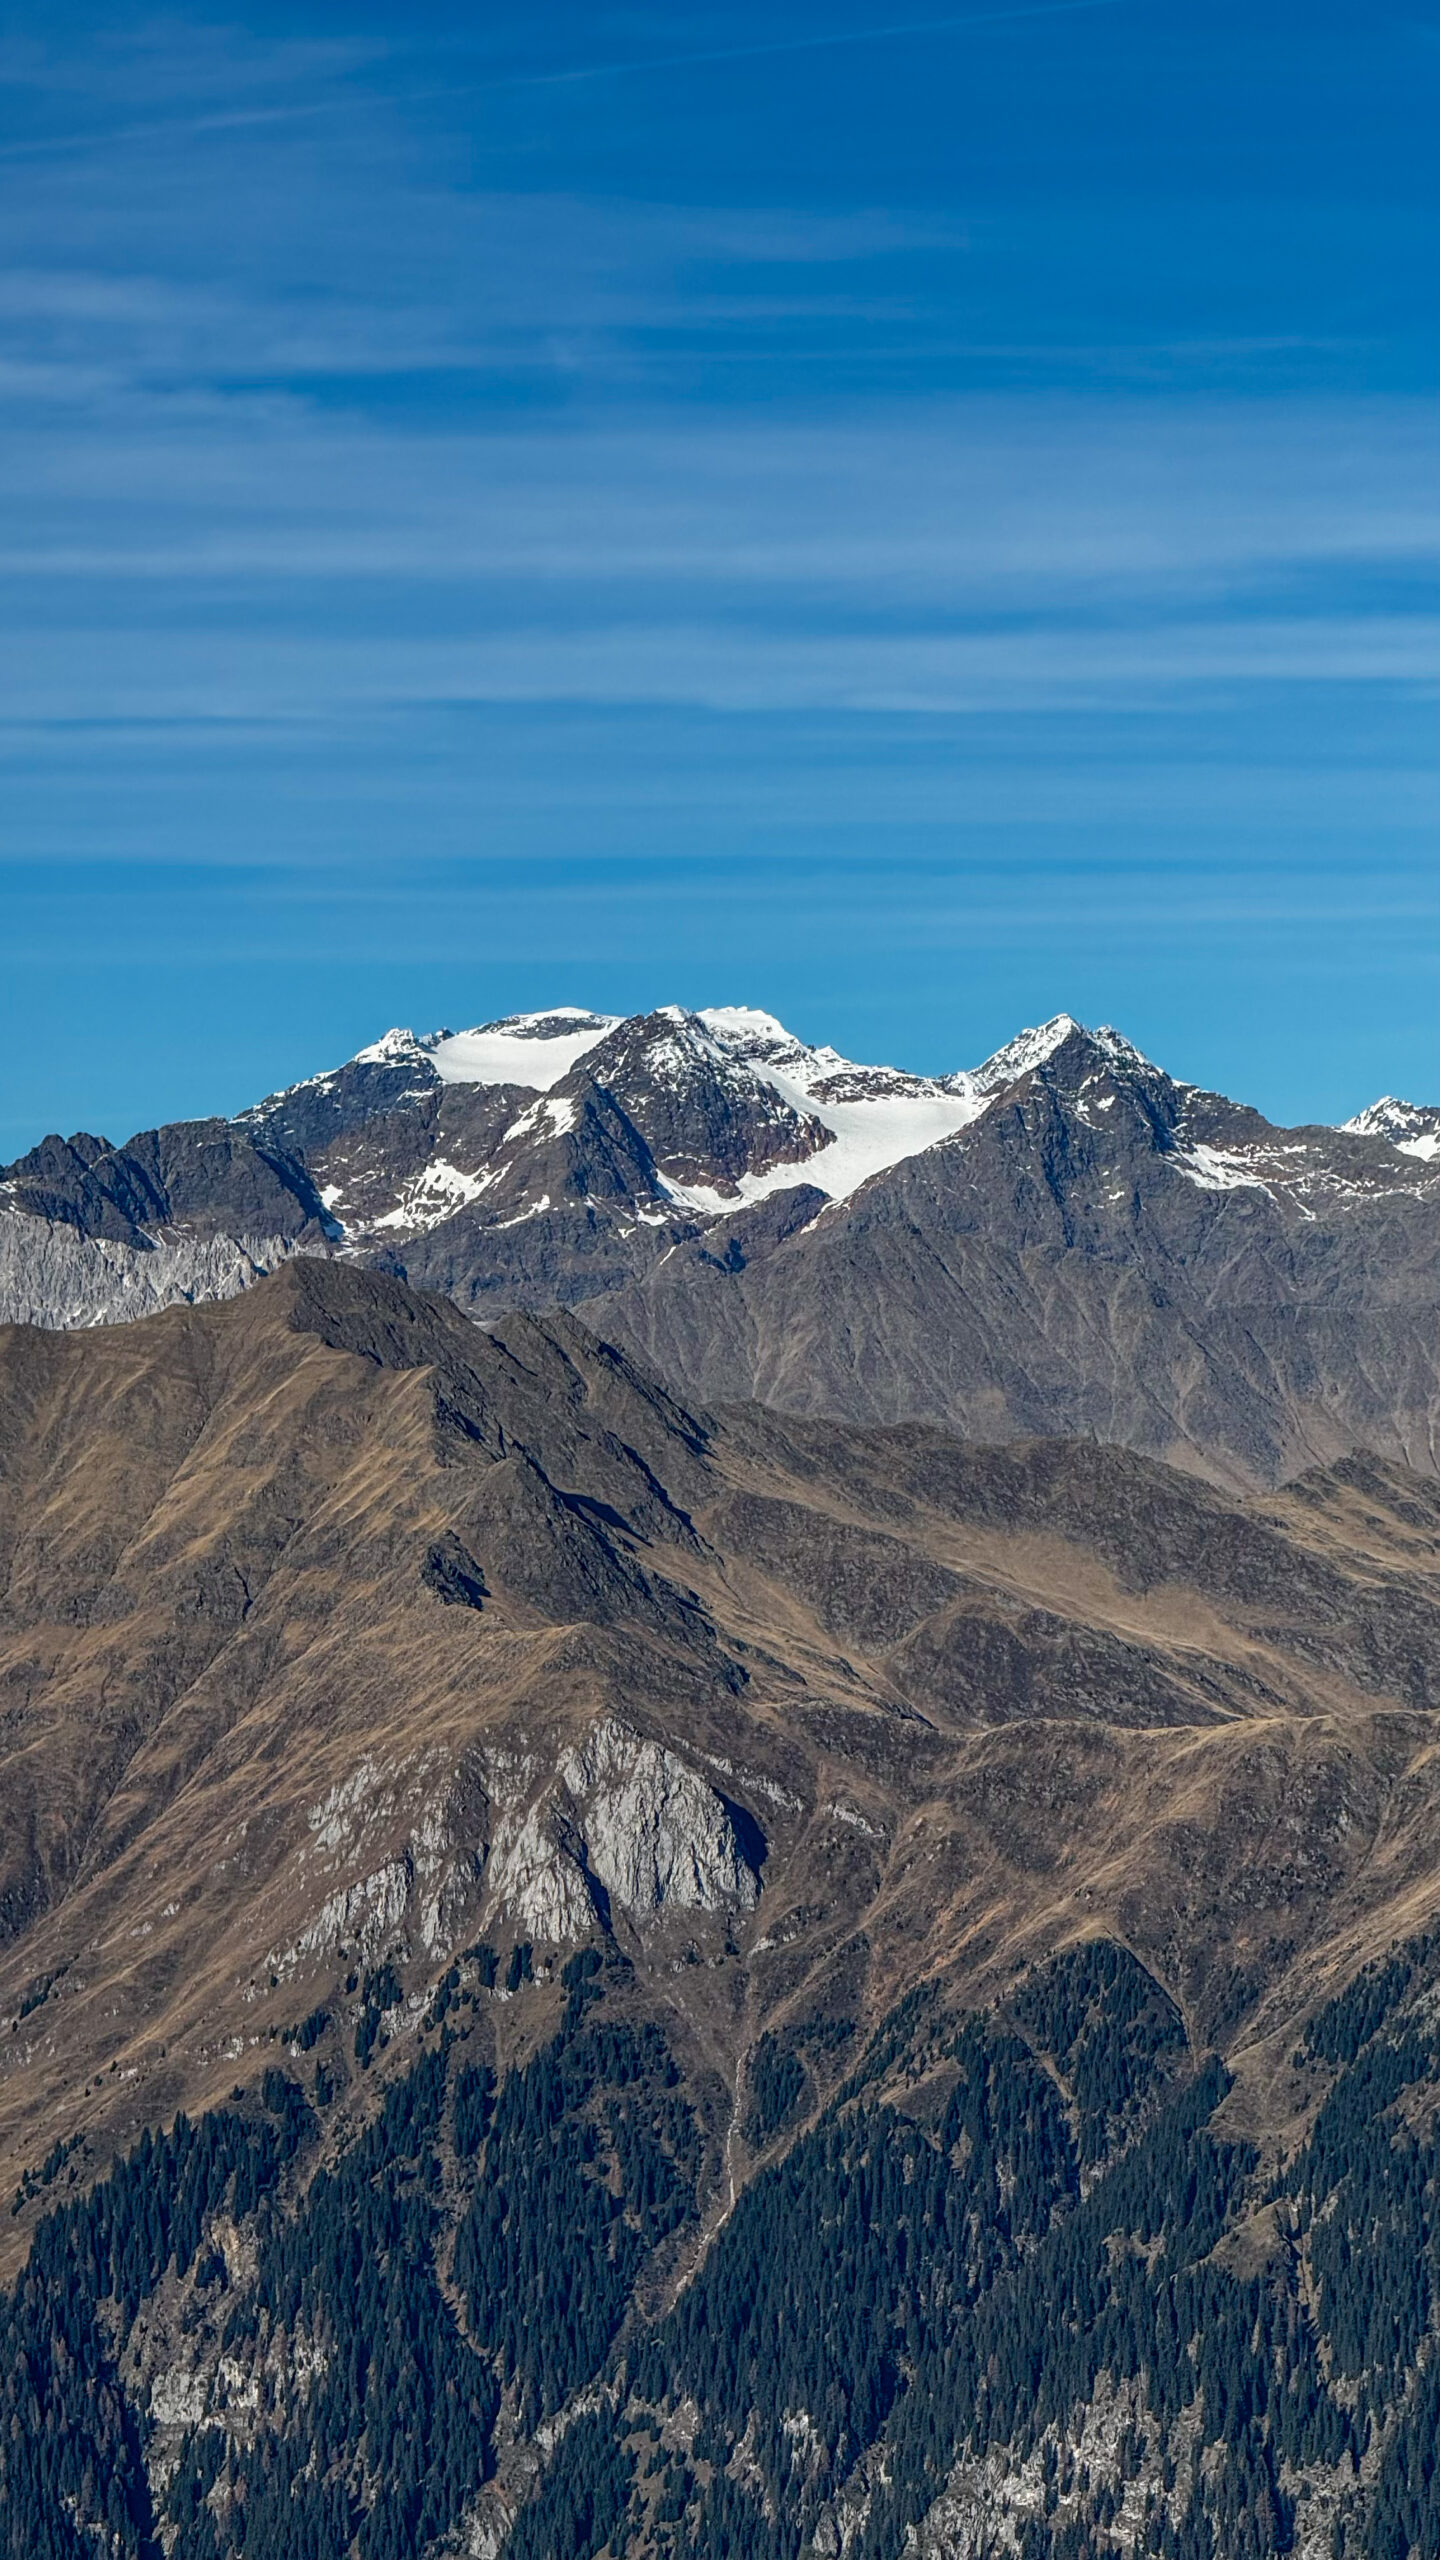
left=4, top=35, right=1427, bottom=733
left=444, top=0, right=1140, bottom=98
left=0, top=2, right=1434, bottom=1141
left=0, top=385, right=1433, bottom=723
left=0, top=2, right=1128, bottom=166
left=7, top=609, right=1434, bottom=733
left=0, top=21, right=386, bottom=112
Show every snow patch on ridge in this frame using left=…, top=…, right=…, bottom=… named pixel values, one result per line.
left=1169, top=1144, right=1272, bottom=1195
left=658, top=1083, right=986, bottom=1213
left=503, top=1095, right=577, bottom=1145
left=425, top=1011, right=619, bottom=1091
left=689, top=1006, right=990, bottom=1204
left=370, top=1159, right=497, bottom=1234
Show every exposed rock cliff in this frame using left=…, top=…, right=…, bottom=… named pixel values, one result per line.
left=0, top=1208, right=315, bottom=1328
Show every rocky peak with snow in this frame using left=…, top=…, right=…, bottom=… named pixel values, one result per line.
left=240, top=1000, right=1002, bottom=1265
left=1341, top=1097, right=1440, bottom=1163
left=559, top=1007, right=834, bottom=1200
left=963, top=1011, right=1092, bottom=1095
left=964, top=1014, right=1187, bottom=1119
left=2, top=1003, right=1438, bottom=1490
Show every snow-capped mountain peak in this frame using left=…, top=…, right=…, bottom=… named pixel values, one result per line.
left=966, top=1013, right=1086, bottom=1094
left=691, top=1006, right=847, bottom=1085
left=1094, top=1023, right=1163, bottom=1074
left=4, top=1002, right=1438, bottom=1399
left=352, top=1026, right=437, bottom=1069
left=694, top=1004, right=795, bottom=1051
left=963, top=1013, right=1167, bottom=1099
left=1340, top=1097, right=1440, bottom=1162
left=251, top=1002, right=1219, bottom=1248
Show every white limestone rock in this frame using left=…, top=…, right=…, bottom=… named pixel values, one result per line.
left=266, top=1721, right=760, bottom=1973
left=560, top=1717, right=760, bottom=1915
left=0, top=1210, right=316, bottom=1330
left=293, top=1855, right=413, bottom=1965
left=267, top=1749, right=489, bottom=1980
left=481, top=1717, right=760, bottom=1943
left=483, top=1802, right=597, bottom=1944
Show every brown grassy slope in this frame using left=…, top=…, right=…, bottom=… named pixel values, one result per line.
left=0, top=1260, right=1438, bottom=2267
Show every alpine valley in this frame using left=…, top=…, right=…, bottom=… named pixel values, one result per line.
left=1, top=1012, right=1440, bottom=2560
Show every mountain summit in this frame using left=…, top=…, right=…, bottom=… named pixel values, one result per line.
left=1340, top=1094, right=1440, bottom=1160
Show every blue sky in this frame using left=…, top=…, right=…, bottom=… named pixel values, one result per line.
left=0, top=0, right=1436, bottom=1149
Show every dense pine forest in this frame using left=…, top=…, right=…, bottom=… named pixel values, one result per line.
left=5, top=1930, right=1440, bottom=2559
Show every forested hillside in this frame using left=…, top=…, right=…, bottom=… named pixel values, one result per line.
left=7, top=1927, right=1440, bottom=2559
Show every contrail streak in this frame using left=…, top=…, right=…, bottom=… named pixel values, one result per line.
left=474, top=0, right=1139, bottom=91
left=0, top=0, right=1138, bottom=166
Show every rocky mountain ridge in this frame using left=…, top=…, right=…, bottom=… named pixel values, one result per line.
left=4, top=1258, right=1440, bottom=2203
left=0, top=1000, right=1000, bottom=1331
left=3, top=1004, right=1437, bottom=1489
left=4, top=1263, right=1440, bottom=2556
left=607, top=1014, right=1440, bottom=1490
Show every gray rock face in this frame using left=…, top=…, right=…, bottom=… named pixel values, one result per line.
left=476, top=1718, right=761, bottom=1945
left=560, top=1717, right=760, bottom=1918
left=0, top=1210, right=316, bottom=1330
left=0, top=1120, right=328, bottom=1247
left=0, top=1107, right=333, bottom=1328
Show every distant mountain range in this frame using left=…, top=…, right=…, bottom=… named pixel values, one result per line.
left=2, top=1004, right=1438, bottom=1485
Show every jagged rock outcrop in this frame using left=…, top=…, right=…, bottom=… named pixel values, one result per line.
left=473, top=1720, right=762, bottom=1946
left=0, top=1208, right=315, bottom=1328
left=560, top=1717, right=760, bottom=1918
